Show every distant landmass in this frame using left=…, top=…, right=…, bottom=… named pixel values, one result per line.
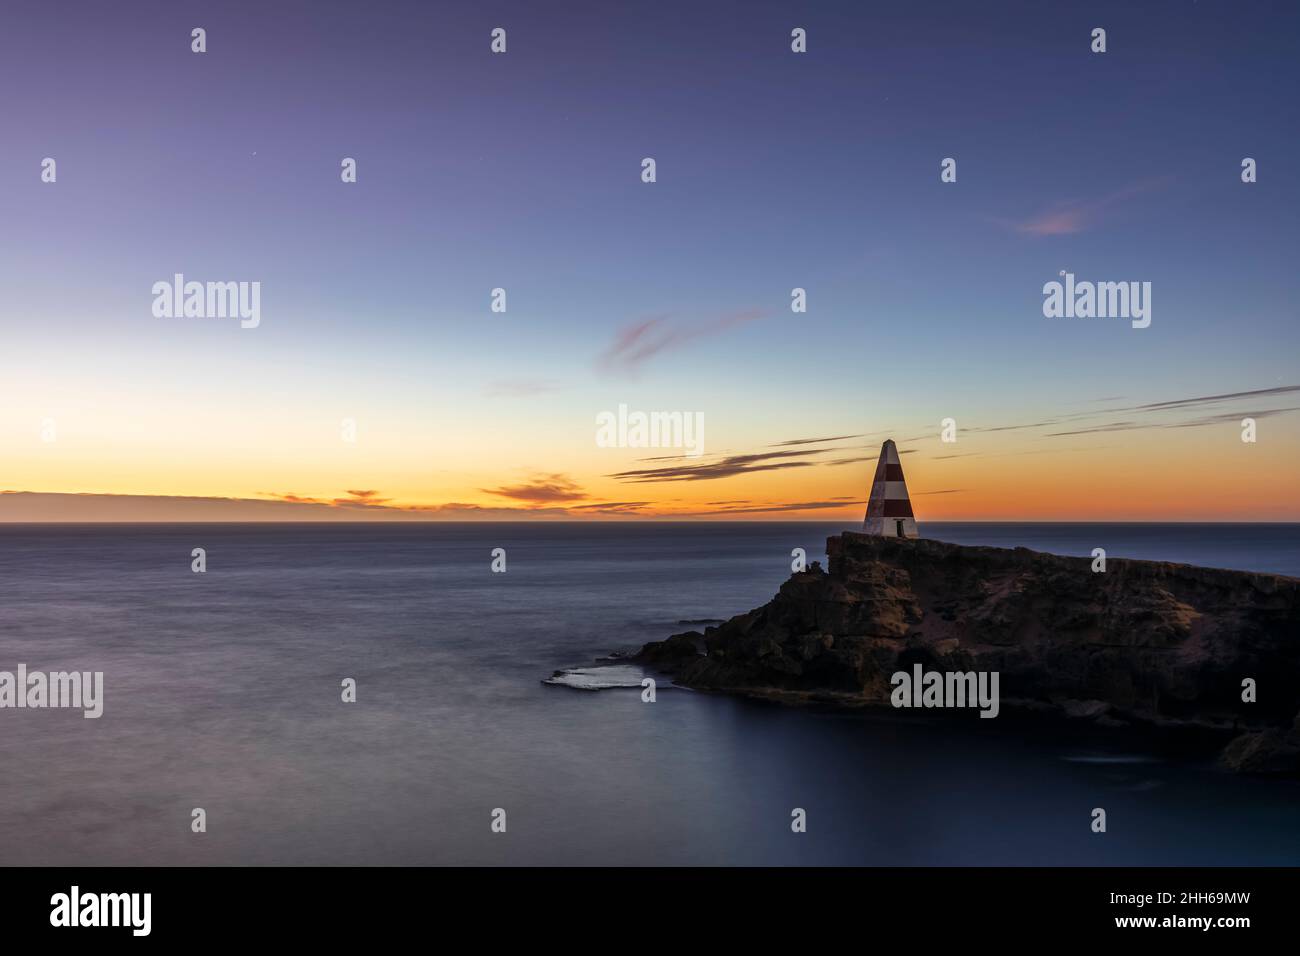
left=0, top=491, right=433, bottom=522
left=0, top=494, right=546, bottom=522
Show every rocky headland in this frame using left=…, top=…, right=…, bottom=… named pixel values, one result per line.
left=629, top=533, right=1300, bottom=775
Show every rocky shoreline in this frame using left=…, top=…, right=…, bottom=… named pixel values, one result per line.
left=627, top=533, right=1300, bottom=776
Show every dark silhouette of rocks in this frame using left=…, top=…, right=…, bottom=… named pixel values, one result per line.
left=633, top=533, right=1300, bottom=775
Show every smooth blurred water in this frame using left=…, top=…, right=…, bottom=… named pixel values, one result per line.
left=0, top=522, right=1296, bottom=866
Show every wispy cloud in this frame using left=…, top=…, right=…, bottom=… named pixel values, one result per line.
left=339, top=489, right=392, bottom=508
left=267, top=489, right=393, bottom=509
left=1122, top=385, right=1300, bottom=413
left=566, top=501, right=652, bottom=514
left=967, top=385, right=1300, bottom=439
left=769, top=433, right=865, bottom=447
left=608, top=448, right=827, bottom=483
left=1011, top=208, right=1091, bottom=237
left=1046, top=406, right=1300, bottom=437
left=483, top=378, right=561, bottom=398
left=266, top=484, right=650, bottom=516
left=481, top=473, right=588, bottom=503
left=680, top=499, right=862, bottom=516
left=1000, top=179, right=1166, bottom=237
left=598, top=309, right=767, bottom=374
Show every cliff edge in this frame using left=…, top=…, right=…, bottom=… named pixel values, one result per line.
left=635, top=533, right=1300, bottom=775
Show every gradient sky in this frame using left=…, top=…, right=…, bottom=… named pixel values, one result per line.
left=1, top=0, right=1297, bottom=520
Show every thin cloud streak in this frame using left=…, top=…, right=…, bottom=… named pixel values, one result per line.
left=1123, top=385, right=1300, bottom=412
left=959, top=385, right=1300, bottom=440
left=598, top=309, right=767, bottom=374
left=608, top=448, right=831, bottom=483
left=1045, top=406, right=1300, bottom=437
left=769, top=433, right=866, bottom=447
left=483, top=379, right=562, bottom=398
left=679, top=500, right=862, bottom=516
left=1000, top=179, right=1168, bottom=236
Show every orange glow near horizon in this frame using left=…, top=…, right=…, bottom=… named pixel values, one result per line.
left=4, top=299, right=1297, bottom=522
left=3, top=417, right=1296, bottom=521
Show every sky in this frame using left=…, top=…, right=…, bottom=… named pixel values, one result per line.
left=1, top=0, right=1297, bottom=521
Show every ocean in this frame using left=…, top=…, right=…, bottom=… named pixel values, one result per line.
left=0, top=521, right=1296, bottom=866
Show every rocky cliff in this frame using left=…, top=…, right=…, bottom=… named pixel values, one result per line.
left=635, top=533, right=1300, bottom=775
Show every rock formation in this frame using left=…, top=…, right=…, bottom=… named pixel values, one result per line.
left=633, top=533, right=1300, bottom=775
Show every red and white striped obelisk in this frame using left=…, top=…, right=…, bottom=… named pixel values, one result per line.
left=862, top=439, right=918, bottom=538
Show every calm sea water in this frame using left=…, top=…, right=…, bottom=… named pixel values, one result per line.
left=0, top=522, right=1296, bottom=866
